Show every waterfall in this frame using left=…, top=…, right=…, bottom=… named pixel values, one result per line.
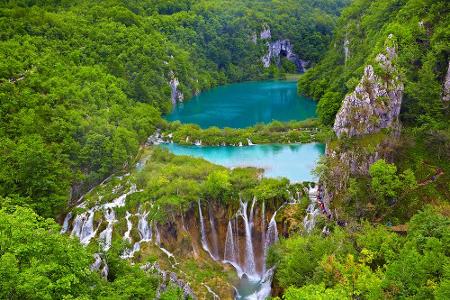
left=264, top=211, right=279, bottom=262
left=224, top=221, right=236, bottom=263
left=123, top=211, right=133, bottom=243
left=90, top=253, right=102, bottom=271
left=99, top=208, right=116, bottom=251
left=121, top=242, right=141, bottom=259
left=253, top=268, right=275, bottom=300
left=234, top=217, right=240, bottom=264
left=70, top=212, right=86, bottom=238
left=80, top=208, right=97, bottom=245
left=261, top=201, right=266, bottom=257
left=239, top=200, right=256, bottom=277
left=138, top=211, right=152, bottom=242
left=61, top=212, right=72, bottom=234
left=249, top=196, right=256, bottom=230
left=303, top=184, right=320, bottom=233
left=101, top=263, right=109, bottom=279
left=247, top=138, right=255, bottom=146
left=208, top=205, right=219, bottom=259
left=198, top=200, right=215, bottom=260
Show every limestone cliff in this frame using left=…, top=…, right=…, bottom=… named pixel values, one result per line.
left=333, top=34, right=403, bottom=138
left=443, top=61, right=450, bottom=103
left=262, top=39, right=308, bottom=73
left=321, top=35, right=403, bottom=206
left=169, top=71, right=184, bottom=105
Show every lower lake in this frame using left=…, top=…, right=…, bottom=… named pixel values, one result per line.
left=160, top=143, right=325, bottom=182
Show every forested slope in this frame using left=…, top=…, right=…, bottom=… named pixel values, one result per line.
left=298, top=0, right=449, bottom=128
left=0, top=0, right=347, bottom=217
left=268, top=0, right=449, bottom=298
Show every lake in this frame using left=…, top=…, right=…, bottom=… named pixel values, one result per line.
left=165, top=80, right=317, bottom=128
left=160, top=143, right=325, bottom=182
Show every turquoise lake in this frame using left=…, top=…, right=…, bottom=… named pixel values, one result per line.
left=160, top=143, right=325, bottom=182
left=165, top=80, right=317, bottom=128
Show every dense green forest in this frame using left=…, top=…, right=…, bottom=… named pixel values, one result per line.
left=0, top=0, right=347, bottom=217
left=0, top=0, right=449, bottom=299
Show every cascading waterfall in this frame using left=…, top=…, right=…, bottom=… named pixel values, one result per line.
left=121, top=242, right=141, bottom=259
left=123, top=211, right=133, bottom=243
left=99, top=208, right=116, bottom=251
left=70, top=212, right=86, bottom=238
left=138, top=211, right=152, bottom=242
left=261, top=201, right=266, bottom=258
left=198, top=200, right=215, bottom=260
left=208, top=205, right=220, bottom=259
left=224, top=220, right=244, bottom=276
left=80, top=208, right=98, bottom=245
left=303, top=184, right=320, bottom=232
left=61, top=212, right=72, bottom=234
left=91, top=253, right=102, bottom=271
left=224, top=221, right=236, bottom=262
left=264, top=211, right=279, bottom=264
left=239, top=200, right=256, bottom=277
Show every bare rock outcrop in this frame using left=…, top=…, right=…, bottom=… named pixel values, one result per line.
left=322, top=35, right=403, bottom=205
left=333, top=34, right=403, bottom=138
left=443, top=61, right=450, bottom=102
left=169, top=71, right=184, bottom=105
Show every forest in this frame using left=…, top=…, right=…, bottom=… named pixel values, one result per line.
left=0, top=0, right=448, bottom=299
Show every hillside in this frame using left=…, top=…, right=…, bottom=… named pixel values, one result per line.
left=0, top=0, right=448, bottom=299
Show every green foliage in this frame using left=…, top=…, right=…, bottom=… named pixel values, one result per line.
left=163, top=119, right=325, bottom=145
left=299, top=0, right=449, bottom=130
left=203, top=170, right=231, bottom=202
left=369, top=159, right=417, bottom=205
left=273, top=208, right=449, bottom=300
left=0, top=206, right=95, bottom=299
left=0, top=0, right=348, bottom=218
left=369, top=159, right=402, bottom=200
left=0, top=204, right=160, bottom=299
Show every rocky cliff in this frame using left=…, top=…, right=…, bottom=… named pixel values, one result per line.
left=257, top=25, right=307, bottom=73
left=169, top=71, right=184, bottom=105
left=443, top=61, right=450, bottom=103
left=333, top=34, right=403, bottom=138
left=322, top=35, right=403, bottom=206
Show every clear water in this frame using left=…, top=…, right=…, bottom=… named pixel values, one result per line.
left=165, top=80, right=317, bottom=128
left=160, top=143, right=325, bottom=182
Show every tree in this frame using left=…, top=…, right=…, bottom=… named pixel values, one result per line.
left=369, top=159, right=401, bottom=201
left=203, top=170, right=231, bottom=201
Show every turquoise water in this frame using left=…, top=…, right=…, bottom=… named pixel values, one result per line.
left=165, top=80, right=316, bottom=128
left=160, top=143, right=325, bottom=182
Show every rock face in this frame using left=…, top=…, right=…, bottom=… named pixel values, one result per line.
left=255, top=24, right=307, bottom=73
left=262, top=39, right=308, bottom=73
left=169, top=71, right=184, bottom=105
left=443, top=61, right=450, bottom=102
left=321, top=35, right=403, bottom=206
left=260, top=24, right=271, bottom=40
left=344, top=38, right=350, bottom=63
left=333, top=34, right=403, bottom=138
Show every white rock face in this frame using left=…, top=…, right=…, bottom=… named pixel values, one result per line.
left=260, top=24, right=271, bottom=39
left=169, top=71, right=184, bottom=105
left=262, top=39, right=307, bottom=72
left=344, top=38, right=350, bottom=63
left=333, top=35, right=403, bottom=138
left=443, top=61, right=450, bottom=102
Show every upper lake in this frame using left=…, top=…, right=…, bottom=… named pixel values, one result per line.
left=165, top=80, right=317, bottom=128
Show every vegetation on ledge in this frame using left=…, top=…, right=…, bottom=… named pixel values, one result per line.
left=161, top=119, right=332, bottom=146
